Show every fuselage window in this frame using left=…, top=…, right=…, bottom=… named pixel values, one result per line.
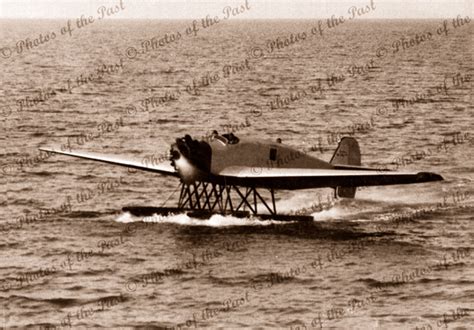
left=269, top=148, right=277, bottom=161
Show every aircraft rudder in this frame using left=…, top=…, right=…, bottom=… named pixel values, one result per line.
left=331, top=137, right=361, bottom=198
left=330, top=137, right=361, bottom=166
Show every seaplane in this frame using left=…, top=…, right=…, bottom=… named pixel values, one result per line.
left=40, top=133, right=443, bottom=221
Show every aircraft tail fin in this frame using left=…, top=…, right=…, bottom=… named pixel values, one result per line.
left=330, top=137, right=361, bottom=166
left=330, top=137, right=361, bottom=198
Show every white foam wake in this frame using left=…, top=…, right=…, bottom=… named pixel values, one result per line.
left=115, top=211, right=287, bottom=227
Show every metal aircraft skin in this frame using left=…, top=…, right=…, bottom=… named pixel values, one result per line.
left=40, top=132, right=443, bottom=193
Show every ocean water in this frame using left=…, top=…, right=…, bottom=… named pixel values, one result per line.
left=1, top=19, right=473, bottom=329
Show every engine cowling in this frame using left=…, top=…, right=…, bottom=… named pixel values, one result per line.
left=170, top=135, right=212, bottom=184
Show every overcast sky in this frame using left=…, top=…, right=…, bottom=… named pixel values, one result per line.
left=0, top=0, right=471, bottom=19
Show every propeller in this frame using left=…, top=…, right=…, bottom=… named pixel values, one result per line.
left=169, top=134, right=212, bottom=183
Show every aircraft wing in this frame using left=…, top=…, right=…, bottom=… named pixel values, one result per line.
left=216, top=166, right=443, bottom=190
left=39, top=148, right=179, bottom=177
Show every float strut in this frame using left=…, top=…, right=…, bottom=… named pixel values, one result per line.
left=176, top=182, right=278, bottom=216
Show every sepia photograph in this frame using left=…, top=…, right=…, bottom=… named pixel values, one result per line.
left=0, top=0, right=472, bottom=328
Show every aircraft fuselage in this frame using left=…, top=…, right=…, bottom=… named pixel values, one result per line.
left=171, top=134, right=332, bottom=184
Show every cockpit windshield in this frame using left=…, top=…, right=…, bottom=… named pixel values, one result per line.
left=208, top=131, right=240, bottom=145
left=222, top=133, right=239, bottom=144
left=213, top=135, right=228, bottom=144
